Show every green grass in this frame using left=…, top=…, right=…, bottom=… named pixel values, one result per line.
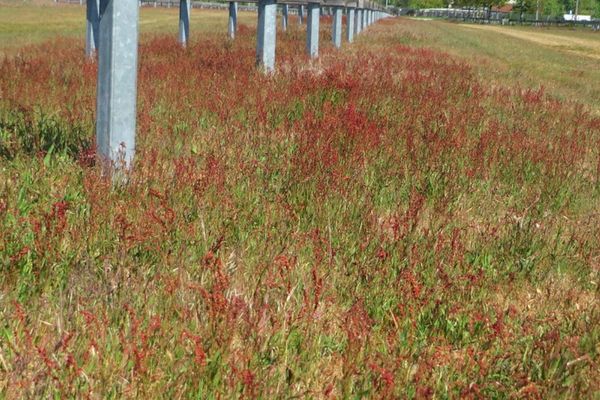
left=391, top=19, right=600, bottom=112
left=0, top=2, right=257, bottom=55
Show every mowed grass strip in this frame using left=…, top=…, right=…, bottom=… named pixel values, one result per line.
left=0, top=2, right=257, bottom=55
left=384, top=18, right=600, bottom=112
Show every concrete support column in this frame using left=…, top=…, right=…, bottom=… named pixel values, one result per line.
left=96, top=0, right=139, bottom=170
left=299, top=5, right=305, bottom=24
left=228, top=2, right=238, bottom=39
left=178, top=0, right=190, bottom=46
left=361, top=9, right=366, bottom=31
left=306, top=1, right=320, bottom=58
left=256, top=0, right=277, bottom=72
left=361, top=8, right=365, bottom=29
left=332, top=6, right=342, bottom=48
left=282, top=4, right=288, bottom=31
left=86, top=0, right=100, bottom=58
left=346, top=7, right=355, bottom=43
left=356, top=9, right=362, bottom=34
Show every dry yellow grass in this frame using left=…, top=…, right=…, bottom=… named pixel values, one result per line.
left=459, top=24, right=600, bottom=60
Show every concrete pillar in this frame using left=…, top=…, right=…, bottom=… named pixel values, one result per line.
left=332, top=6, right=342, bottom=48
left=256, top=0, right=277, bottom=72
left=360, top=8, right=364, bottom=29
left=299, top=5, right=305, bottom=24
left=361, top=9, right=365, bottom=32
left=228, top=2, right=238, bottom=39
left=306, top=1, right=319, bottom=58
left=96, top=0, right=139, bottom=170
left=356, top=9, right=362, bottom=34
left=86, top=0, right=100, bottom=58
left=346, top=7, right=355, bottom=43
left=179, top=0, right=191, bottom=46
left=282, top=4, right=288, bottom=31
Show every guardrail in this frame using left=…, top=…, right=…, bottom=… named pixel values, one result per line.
left=77, top=0, right=391, bottom=172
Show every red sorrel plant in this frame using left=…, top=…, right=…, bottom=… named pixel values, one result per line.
left=0, top=16, right=599, bottom=399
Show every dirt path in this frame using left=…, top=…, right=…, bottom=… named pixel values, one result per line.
left=459, top=24, right=600, bottom=60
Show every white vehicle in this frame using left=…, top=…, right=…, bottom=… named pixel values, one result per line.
left=563, top=12, right=592, bottom=21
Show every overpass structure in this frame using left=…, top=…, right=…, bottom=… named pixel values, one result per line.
left=84, top=0, right=392, bottom=171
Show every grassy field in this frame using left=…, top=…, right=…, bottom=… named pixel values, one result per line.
left=0, top=2, right=257, bottom=55
left=1, top=3, right=600, bottom=399
left=395, top=19, right=600, bottom=112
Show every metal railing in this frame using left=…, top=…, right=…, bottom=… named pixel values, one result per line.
left=75, top=0, right=392, bottom=171
left=404, top=7, right=600, bottom=29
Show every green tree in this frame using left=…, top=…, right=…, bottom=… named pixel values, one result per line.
left=540, top=0, right=565, bottom=17
left=407, top=0, right=446, bottom=8
left=513, top=0, right=536, bottom=20
left=560, top=0, right=600, bottom=16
